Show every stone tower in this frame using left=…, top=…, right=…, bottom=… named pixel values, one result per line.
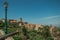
left=20, top=18, right=22, bottom=22
left=19, top=18, right=23, bottom=26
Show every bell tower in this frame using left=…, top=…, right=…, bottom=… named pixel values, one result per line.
left=19, top=17, right=23, bottom=26
left=20, top=17, right=22, bottom=22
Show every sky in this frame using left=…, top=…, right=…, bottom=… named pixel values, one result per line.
left=0, top=0, right=60, bottom=26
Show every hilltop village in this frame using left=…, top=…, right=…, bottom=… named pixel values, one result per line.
left=0, top=18, right=60, bottom=40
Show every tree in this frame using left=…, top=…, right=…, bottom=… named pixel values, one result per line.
left=0, top=22, right=4, bottom=28
left=42, top=25, right=52, bottom=39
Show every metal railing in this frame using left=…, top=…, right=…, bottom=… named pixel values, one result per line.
left=0, top=31, right=19, bottom=40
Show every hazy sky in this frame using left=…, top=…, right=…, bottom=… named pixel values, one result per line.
left=0, top=0, right=60, bottom=26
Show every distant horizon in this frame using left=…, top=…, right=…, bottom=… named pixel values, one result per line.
left=0, top=17, right=60, bottom=27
